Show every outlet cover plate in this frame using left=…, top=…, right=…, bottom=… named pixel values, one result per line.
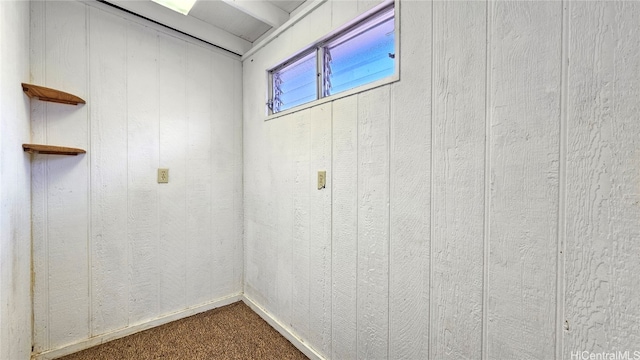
left=317, top=170, right=326, bottom=190
left=158, top=168, right=169, bottom=183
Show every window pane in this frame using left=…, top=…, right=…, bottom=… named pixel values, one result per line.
left=272, top=51, right=317, bottom=113
left=326, top=11, right=395, bottom=96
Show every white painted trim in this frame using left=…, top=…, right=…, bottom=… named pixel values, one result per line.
left=221, top=0, right=289, bottom=28
left=100, top=0, right=251, bottom=55
left=241, top=0, right=328, bottom=61
left=78, top=0, right=241, bottom=59
left=242, top=295, right=326, bottom=360
left=265, top=74, right=400, bottom=121
left=31, top=294, right=242, bottom=360
left=243, top=0, right=394, bottom=62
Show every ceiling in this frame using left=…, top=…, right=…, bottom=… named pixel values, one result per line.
left=103, top=0, right=308, bottom=55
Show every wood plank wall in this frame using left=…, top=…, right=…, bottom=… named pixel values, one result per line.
left=30, top=1, right=243, bottom=353
left=0, top=1, right=32, bottom=359
left=565, top=1, right=640, bottom=355
left=242, top=0, right=640, bottom=359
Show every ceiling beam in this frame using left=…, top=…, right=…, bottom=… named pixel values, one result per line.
left=102, top=0, right=252, bottom=55
left=220, top=0, right=289, bottom=28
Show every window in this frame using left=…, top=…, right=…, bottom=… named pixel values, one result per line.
left=267, top=4, right=396, bottom=114
left=271, top=51, right=317, bottom=113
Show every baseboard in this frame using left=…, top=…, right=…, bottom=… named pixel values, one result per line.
left=241, top=294, right=325, bottom=360
left=32, top=293, right=242, bottom=360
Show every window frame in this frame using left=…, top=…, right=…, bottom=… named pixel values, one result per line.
left=266, top=1, right=399, bottom=119
left=269, top=49, right=318, bottom=113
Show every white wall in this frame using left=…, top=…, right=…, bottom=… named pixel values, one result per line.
left=0, top=1, right=32, bottom=359
left=242, top=0, right=640, bottom=359
left=30, top=1, right=243, bottom=356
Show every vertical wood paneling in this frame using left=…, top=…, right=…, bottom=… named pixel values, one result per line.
left=288, top=2, right=331, bottom=54
left=210, top=53, right=239, bottom=298
left=1, top=1, right=32, bottom=358
left=269, top=113, right=293, bottom=328
left=158, top=33, right=187, bottom=314
left=232, top=59, right=244, bottom=292
left=331, top=0, right=358, bottom=29
left=32, top=2, right=243, bottom=354
left=30, top=0, right=49, bottom=352
left=89, top=7, right=129, bottom=334
left=261, top=118, right=279, bottom=309
left=242, top=1, right=640, bottom=359
left=185, top=43, right=213, bottom=305
left=239, top=47, right=264, bottom=307
left=25, top=0, right=640, bottom=357
left=331, top=95, right=358, bottom=360
left=358, top=0, right=384, bottom=15
left=30, top=138, right=49, bottom=352
left=487, top=2, right=561, bottom=359
left=127, top=22, right=160, bottom=324
left=242, top=49, right=273, bottom=307
left=291, top=110, right=311, bottom=340
left=564, top=1, right=640, bottom=354
left=221, top=0, right=272, bottom=322
left=430, top=1, right=485, bottom=359
left=309, top=103, right=332, bottom=357
left=388, top=1, right=431, bottom=358
left=357, top=86, right=390, bottom=359
left=44, top=1, right=90, bottom=348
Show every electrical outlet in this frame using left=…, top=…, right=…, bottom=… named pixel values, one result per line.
left=317, top=170, right=326, bottom=190
left=158, top=168, right=169, bottom=183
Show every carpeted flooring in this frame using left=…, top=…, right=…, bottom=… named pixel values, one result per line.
left=58, top=301, right=308, bottom=360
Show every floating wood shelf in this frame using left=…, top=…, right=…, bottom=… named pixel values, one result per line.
left=21, top=83, right=85, bottom=105
left=23, top=144, right=86, bottom=156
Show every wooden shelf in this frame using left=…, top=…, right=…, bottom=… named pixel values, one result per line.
left=23, top=144, right=86, bottom=156
left=21, top=84, right=86, bottom=156
left=22, top=83, right=85, bottom=105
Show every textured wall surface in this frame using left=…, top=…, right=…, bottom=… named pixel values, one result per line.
left=0, top=1, right=32, bottom=359
left=30, top=1, right=243, bottom=354
left=243, top=0, right=640, bottom=359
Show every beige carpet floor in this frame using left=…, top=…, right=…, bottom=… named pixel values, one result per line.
left=58, top=301, right=308, bottom=360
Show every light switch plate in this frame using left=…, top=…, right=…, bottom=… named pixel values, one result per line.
left=158, top=168, right=169, bottom=183
left=317, top=170, right=326, bottom=190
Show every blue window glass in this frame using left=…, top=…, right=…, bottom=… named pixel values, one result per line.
left=325, top=9, right=395, bottom=96
left=271, top=51, right=317, bottom=113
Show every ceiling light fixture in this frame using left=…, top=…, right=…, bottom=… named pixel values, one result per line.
left=151, top=0, right=197, bottom=15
